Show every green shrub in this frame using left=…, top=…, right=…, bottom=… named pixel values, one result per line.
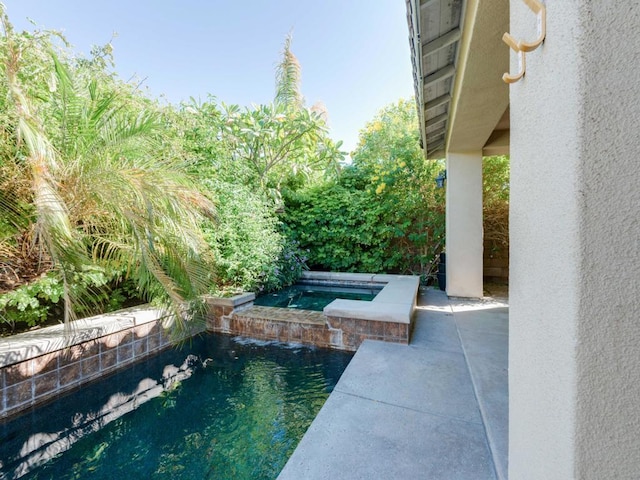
left=0, top=267, right=141, bottom=331
left=283, top=182, right=386, bottom=272
left=0, top=274, right=60, bottom=327
left=282, top=99, right=446, bottom=277
left=202, top=181, right=306, bottom=295
left=483, top=155, right=510, bottom=255
left=282, top=168, right=444, bottom=276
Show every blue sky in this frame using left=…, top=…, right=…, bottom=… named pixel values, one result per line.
left=4, top=1, right=414, bottom=154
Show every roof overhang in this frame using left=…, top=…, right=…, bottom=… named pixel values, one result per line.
left=407, top=0, right=510, bottom=159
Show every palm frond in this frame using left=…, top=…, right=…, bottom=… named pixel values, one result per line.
left=1, top=11, right=215, bottom=335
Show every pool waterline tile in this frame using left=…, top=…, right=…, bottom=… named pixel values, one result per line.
left=1, top=308, right=197, bottom=421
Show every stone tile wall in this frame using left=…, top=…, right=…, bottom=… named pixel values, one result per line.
left=2, top=337, right=203, bottom=479
left=206, top=299, right=410, bottom=352
left=230, top=315, right=333, bottom=347
left=325, top=317, right=410, bottom=351
left=1, top=320, right=181, bottom=420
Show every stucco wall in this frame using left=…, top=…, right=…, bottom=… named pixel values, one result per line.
left=446, top=151, right=484, bottom=298
left=510, top=1, right=640, bottom=479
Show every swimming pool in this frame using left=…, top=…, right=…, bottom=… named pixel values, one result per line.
left=254, top=284, right=380, bottom=311
left=0, top=334, right=352, bottom=480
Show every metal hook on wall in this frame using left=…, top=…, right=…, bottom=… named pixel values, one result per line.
left=519, top=0, right=546, bottom=52
left=502, top=32, right=526, bottom=84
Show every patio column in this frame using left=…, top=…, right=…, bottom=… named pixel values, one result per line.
left=509, top=1, right=640, bottom=479
left=445, top=151, right=483, bottom=298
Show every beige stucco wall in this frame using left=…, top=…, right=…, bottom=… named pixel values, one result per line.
left=509, top=1, right=640, bottom=479
left=447, top=0, right=509, bottom=154
left=445, top=151, right=483, bottom=298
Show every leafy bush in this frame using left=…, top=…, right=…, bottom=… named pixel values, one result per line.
left=201, top=181, right=306, bottom=295
left=283, top=181, right=385, bottom=272
left=261, top=238, right=308, bottom=293
left=0, top=15, right=215, bottom=333
left=0, top=274, right=60, bottom=328
left=483, top=155, right=510, bottom=254
left=0, top=267, right=141, bottom=332
left=282, top=99, right=446, bottom=278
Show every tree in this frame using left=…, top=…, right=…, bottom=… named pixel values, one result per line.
left=219, top=35, right=344, bottom=199
left=274, top=34, right=303, bottom=112
left=0, top=11, right=213, bottom=332
left=352, top=98, right=445, bottom=275
left=283, top=98, right=445, bottom=278
left=220, top=103, right=342, bottom=195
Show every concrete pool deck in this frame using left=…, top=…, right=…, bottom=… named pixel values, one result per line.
left=278, top=287, right=509, bottom=480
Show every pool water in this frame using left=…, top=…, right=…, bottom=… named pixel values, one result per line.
left=0, top=334, right=353, bottom=480
left=254, top=284, right=379, bottom=311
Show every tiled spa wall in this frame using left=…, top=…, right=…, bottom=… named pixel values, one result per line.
left=205, top=294, right=410, bottom=352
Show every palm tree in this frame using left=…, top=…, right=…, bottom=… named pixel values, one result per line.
left=274, top=33, right=303, bottom=111
left=0, top=10, right=214, bottom=335
left=219, top=35, right=343, bottom=198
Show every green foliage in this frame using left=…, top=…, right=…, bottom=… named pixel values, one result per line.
left=174, top=97, right=234, bottom=178
left=0, top=274, right=60, bottom=327
left=283, top=182, right=380, bottom=272
left=270, top=238, right=308, bottom=290
left=0, top=16, right=454, bottom=335
left=217, top=36, right=344, bottom=201
left=220, top=102, right=343, bottom=199
left=202, top=182, right=282, bottom=293
left=174, top=36, right=339, bottom=294
left=283, top=99, right=445, bottom=278
left=483, top=155, right=510, bottom=253
left=0, top=267, right=140, bottom=330
left=0, top=11, right=214, bottom=332
left=483, top=155, right=510, bottom=206
left=196, top=178, right=307, bottom=295
left=177, top=97, right=311, bottom=295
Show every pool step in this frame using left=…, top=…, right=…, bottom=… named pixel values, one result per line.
left=205, top=274, right=419, bottom=352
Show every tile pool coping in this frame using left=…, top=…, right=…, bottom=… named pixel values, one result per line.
left=0, top=306, right=170, bottom=369
left=322, top=274, right=419, bottom=325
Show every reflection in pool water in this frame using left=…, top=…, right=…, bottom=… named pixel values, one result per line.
left=0, top=334, right=352, bottom=480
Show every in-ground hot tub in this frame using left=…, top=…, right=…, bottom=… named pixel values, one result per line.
left=207, top=272, right=420, bottom=352
left=254, top=284, right=380, bottom=311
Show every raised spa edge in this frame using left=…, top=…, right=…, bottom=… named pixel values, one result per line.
left=207, top=272, right=420, bottom=352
